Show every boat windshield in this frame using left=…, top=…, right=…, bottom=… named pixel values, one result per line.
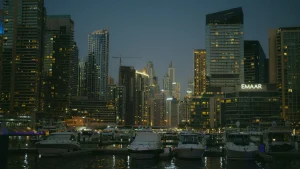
left=103, top=130, right=113, bottom=133
left=228, top=134, right=250, bottom=145
left=180, top=135, right=198, bottom=144
left=47, top=134, right=71, bottom=140
left=269, top=133, right=290, bottom=142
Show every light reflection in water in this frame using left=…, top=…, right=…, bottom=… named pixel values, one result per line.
left=127, top=155, right=130, bottom=167
left=23, top=153, right=28, bottom=169
left=113, top=155, right=115, bottom=168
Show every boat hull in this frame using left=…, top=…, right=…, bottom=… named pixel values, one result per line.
left=128, top=149, right=162, bottom=159
left=226, top=149, right=257, bottom=159
left=175, top=148, right=205, bottom=159
left=36, top=144, right=80, bottom=155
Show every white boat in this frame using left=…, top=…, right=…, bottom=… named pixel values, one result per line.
left=225, top=132, right=258, bottom=159
left=175, top=131, right=206, bottom=159
left=128, top=127, right=163, bottom=159
left=80, top=129, right=100, bottom=142
left=263, top=121, right=296, bottom=152
left=35, top=132, right=81, bottom=156
left=37, top=121, right=67, bottom=135
left=101, top=126, right=120, bottom=140
left=118, top=126, right=134, bottom=141
left=164, top=129, right=178, bottom=140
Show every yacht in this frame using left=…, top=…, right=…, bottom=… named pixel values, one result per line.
left=118, top=126, right=134, bottom=141
left=175, top=131, right=206, bottom=159
left=80, top=129, right=100, bottom=142
left=163, top=129, right=178, bottom=143
left=225, top=132, right=258, bottom=159
left=35, top=132, right=81, bottom=156
left=101, top=126, right=120, bottom=140
left=128, top=126, right=163, bottom=159
left=37, top=120, right=67, bottom=135
left=263, top=121, right=295, bottom=152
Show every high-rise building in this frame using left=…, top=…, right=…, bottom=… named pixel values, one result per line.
left=119, top=66, right=136, bottom=125
left=264, top=58, right=269, bottom=83
left=0, top=9, right=4, bottom=99
left=106, top=84, right=125, bottom=124
left=42, top=15, right=77, bottom=119
left=153, top=92, right=165, bottom=126
left=87, top=29, right=109, bottom=101
left=135, top=70, right=149, bottom=125
left=187, top=78, right=194, bottom=95
left=172, top=82, right=181, bottom=100
left=0, top=0, right=46, bottom=127
left=178, top=100, right=187, bottom=124
left=146, top=61, right=156, bottom=86
left=163, top=73, right=170, bottom=91
left=168, top=61, right=175, bottom=92
left=206, top=7, right=244, bottom=91
left=78, top=60, right=86, bottom=96
left=194, top=49, right=206, bottom=96
left=244, top=40, right=266, bottom=83
left=269, top=27, right=300, bottom=122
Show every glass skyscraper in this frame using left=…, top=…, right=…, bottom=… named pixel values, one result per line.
left=42, top=15, right=77, bottom=118
left=206, top=7, right=244, bottom=91
left=0, top=0, right=46, bottom=127
left=269, top=27, right=300, bottom=122
left=244, top=40, right=266, bottom=84
left=87, top=29, right=109, bottom=101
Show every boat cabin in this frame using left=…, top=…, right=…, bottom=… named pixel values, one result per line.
left=227, top=133, right=251, bottom=146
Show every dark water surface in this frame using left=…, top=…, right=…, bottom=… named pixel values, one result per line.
left=8, top=153, right=262, bottom=169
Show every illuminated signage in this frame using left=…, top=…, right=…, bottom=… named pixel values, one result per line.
left=241, top=84, right=262, bottom=90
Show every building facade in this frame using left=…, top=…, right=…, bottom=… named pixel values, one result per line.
left=269, top=27, right=300, bottom=122
left=206, top=7, right=244, bottom=91
left=70, top=96, right=116, bottom=125
left=119, top=66, right=136, bottom=125
left=135, top=70, right=150, bottom=125
left=0, top=0, right=46, bottom=127
left=222, top=84, right=280, bottom=127
left=42, top=15, right=77, bottom=119
left=194, top=49, right=206, bottom=96
left=87, top=29, right=109, bottom=101
left=153, top=92, right=165, bottom=126
left=244, top=40, right=266, bottom=84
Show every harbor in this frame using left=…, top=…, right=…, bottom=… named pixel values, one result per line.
left=2, top=120, right=300, bottom=169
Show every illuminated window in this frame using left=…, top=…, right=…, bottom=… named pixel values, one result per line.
left=284, top=53, right=287, bottom=56
left=288, top=89, right=292, bottom=92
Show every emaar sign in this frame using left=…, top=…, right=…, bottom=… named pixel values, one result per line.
left=241, top=84, right=262, bottom=90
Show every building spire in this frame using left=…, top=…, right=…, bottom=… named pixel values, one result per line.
left=169, top=61, right=173, bottom=68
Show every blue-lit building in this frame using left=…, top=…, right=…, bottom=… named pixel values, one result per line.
left=87, top=29, right=109, bottom=101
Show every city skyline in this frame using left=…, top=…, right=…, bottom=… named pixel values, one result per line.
left=44, top=0, right=300, bottom=97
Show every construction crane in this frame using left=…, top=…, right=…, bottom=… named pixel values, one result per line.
left=112, top=56, right=142, bottom=68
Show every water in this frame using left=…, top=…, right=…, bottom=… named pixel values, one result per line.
left=6, top=137, right=300, bottom=169
left=8, top=153, right=264, bottom=169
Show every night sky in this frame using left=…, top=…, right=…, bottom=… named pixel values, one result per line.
left=45, top=0, right=300, bottom=98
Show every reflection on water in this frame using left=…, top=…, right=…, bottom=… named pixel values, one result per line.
left=14, top=153, right=300, bottom=169
left=6, top=154, right=263, bottom=169
left=225, top=159, right=259, bottom=169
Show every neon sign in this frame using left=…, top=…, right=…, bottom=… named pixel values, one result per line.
left=241, top=84, right=262, bottom=90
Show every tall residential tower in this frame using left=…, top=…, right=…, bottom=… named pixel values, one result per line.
left=269, top=27, right=300, bottom=122
left=87, top=29, right=109, bottom=101
left=194, top=49, right=206, bottom=96
left=0, top=0, right=46, bottom=126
